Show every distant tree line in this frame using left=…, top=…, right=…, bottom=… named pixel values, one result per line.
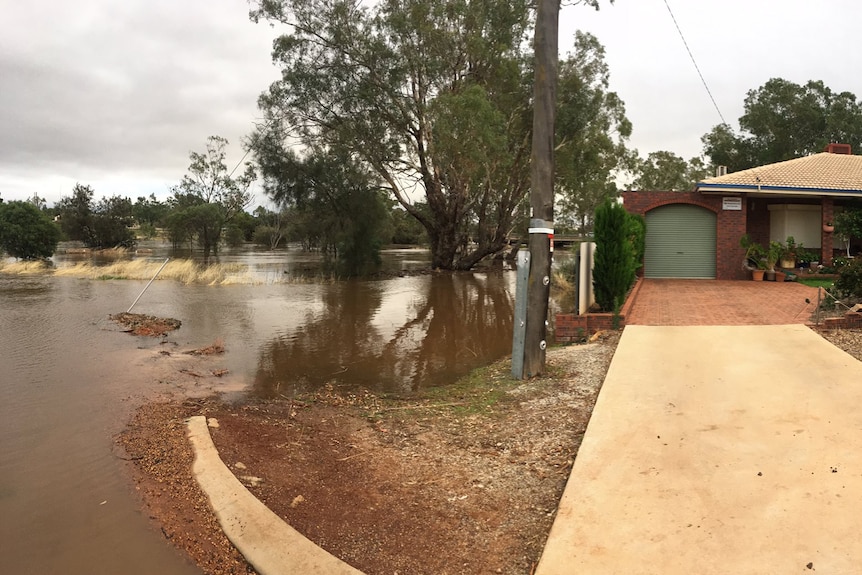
left=0, top=137, right=427, bottom=268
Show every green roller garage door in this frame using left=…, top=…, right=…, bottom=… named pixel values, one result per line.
left=644, top=204, right=716, bottom=278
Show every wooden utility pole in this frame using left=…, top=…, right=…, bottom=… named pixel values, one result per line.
left=522, top=0, right=559, bottom=378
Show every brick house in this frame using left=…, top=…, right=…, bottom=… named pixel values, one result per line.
left=621, top=144, right=862, bottom=280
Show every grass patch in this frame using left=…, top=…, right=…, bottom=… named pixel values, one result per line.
left=415, top=360, right=521, bottom=416
left=54, top=259, right=251, bottom=285
left=798, top=277, right=834, bottom=288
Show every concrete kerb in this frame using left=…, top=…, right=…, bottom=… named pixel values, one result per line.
left=186, top=416, right=365, bottom=575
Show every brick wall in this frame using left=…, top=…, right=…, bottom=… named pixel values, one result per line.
left=822, top=310, right=862, bottom=329
left=621, top=191, right=747, bottom=280
left=821, top=197, right=835, bottom=266
left=555, top=277, right=643, bottom=342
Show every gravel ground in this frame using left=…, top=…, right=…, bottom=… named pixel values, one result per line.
left=818, top=327, right=862, bottom=362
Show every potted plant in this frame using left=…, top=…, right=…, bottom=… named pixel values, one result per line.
left=739, top=234, right=765, bottom=280
left=765, top=241, right=781, bottom=280
left=823, top=220, right=834, bottom=233
left=779, top=236, right=799, bottom=269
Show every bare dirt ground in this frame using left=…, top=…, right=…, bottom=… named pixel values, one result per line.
left=117, top=326, right=862, bottom=575
left=118, top=331, right=620, bottom=575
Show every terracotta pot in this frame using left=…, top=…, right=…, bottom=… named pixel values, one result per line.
left=775, top=271, right=787, bottom=283
left=752, top=270, right=765, bottom=281
left=823, top=224, right=834, bottom=233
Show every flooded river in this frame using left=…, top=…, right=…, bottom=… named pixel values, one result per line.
left=0, top=247, right=515, bottom=573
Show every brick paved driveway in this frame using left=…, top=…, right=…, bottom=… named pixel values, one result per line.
left=626, top=279, right=823, bottom=326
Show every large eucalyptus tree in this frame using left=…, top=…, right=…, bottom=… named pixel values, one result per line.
left=249, top=0, right=623, bottom=269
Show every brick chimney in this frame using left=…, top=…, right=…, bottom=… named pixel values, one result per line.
left=824, top=143, right=852, bottom=154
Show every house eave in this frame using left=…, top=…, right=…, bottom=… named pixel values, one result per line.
left=696, top=182, right=862, bottom=197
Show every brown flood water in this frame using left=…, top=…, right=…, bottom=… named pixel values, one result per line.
left=0, top=248, right=515, bottom=573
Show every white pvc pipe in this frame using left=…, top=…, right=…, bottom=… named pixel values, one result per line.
left=127, top=258, right=170, bottom=313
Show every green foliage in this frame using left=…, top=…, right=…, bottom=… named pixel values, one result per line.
left=765, top=241, right=782, bottom=272
left=251, top=207, right=290, bottom=249
left=224, top=225, right=246, bottom=248
left=835, top=207, right=862, bottom=253
left=132, top=194, right=169, bottom=227
left=625, top=212, right=645, bottom=270
left=835, top=257, right=862, bottom=298
left=169, top=136, right=255, bottom=258
left=796, top=247, right=817, bottom=264
left=166, top=201, right=224, bottom=256
left=249, top=139, right=391, bottom=275
left=780, top=236, right=800, bottom=260
left=0, top=201, right=61, bottom=259
left=390, top=205, right=427, bottom=245
left=137, top=222, right=158, bottom=239
left=631, top=151, right=711, bottom=191
left=253, top=225, right=286, bottom=248
left=56, top=185, right=135, bottom=248
left=90, top=195, right=136, bottom=248
left=702, top=78, right=862, bottom=171
left=555, top=31, right=633, bottom=235
left=231, top=211, right=257, bottom=242
left=831, top=255, right=851, bottom=269
left=56, top=183, right=95, bottom=242
left=250, top=0, right=617, bottom=269
left=592, top=199, right=635, bottom=312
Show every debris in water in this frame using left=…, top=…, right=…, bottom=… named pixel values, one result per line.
left=109, top=313, right=181, bottom=337
left=185, top=337, right=225, bottom=356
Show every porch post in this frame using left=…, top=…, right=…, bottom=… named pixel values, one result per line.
left=821, top=197, right=834, bottom=266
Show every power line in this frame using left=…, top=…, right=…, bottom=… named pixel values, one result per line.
left=662, top=0, right=727, bottom=125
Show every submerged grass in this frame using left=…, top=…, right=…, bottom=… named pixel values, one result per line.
left=22, top=259, right=254, bottom=285
left=2, top=255, right=343, bottom=285
left=0, top=260, right=54, bottom=275
left=54, top=259, right=250, bottom=285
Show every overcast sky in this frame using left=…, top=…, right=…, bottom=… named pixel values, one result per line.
left=1, top=0, right=860, bottom=206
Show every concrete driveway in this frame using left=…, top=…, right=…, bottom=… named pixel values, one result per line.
left=626, top=279, right=822, bottom=326
left=536, top=324, right=862, bottom=574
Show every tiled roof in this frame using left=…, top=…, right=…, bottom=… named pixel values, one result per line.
left=697, top=152, right=862, bottom=194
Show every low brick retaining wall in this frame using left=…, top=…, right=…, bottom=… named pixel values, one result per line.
left=821, top=310, right=862, bottom=329
left=554, top=278, right=644, bottom=342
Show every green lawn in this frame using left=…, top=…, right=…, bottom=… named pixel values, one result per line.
left=797, top=277, right=834, bottom=288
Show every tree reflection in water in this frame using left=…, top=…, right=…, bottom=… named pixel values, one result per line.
left=253, top=271, right=514, bottom=397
